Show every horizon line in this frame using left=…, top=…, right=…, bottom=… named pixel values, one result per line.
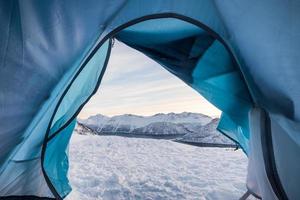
left=79, top=111, right=221, bottom=120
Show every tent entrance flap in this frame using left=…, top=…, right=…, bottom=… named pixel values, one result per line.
left=43, top=40, right=112, bottom=198
left=116, top=18, right=252, bottom=152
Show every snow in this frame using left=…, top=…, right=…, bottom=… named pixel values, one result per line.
left=179, top=118, right=234, bottom=145
left=80, top=112, right=212, bottom=131
left=66, top=134, right=248, bottom=200
left=78, top=112, right=234, bottom=145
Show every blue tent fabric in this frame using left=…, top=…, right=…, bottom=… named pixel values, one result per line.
left=49, top=40, right=112, bottom=138
left=44, top=40, right=111, bottom=197
left=0, top=0, right=299, bottom=199
left=44, top=119, right=76, bottom=198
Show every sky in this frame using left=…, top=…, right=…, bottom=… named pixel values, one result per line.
left=78, top=41, right=220, bottom=119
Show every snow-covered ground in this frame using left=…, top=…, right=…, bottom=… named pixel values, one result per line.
left=66, top=134, right=248, bottom=200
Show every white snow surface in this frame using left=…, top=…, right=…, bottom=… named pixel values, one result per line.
left=66, top=134, right=248, bottom=200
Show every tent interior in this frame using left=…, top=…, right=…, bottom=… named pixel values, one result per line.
left=1, top=2, right=299, bottom=200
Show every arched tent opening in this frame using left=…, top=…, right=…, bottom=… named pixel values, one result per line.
left=43, top=16, right=253, bottom=199
left=65, top=40, right=249, bottom=200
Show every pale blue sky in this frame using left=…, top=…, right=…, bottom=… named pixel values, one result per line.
left=79, top=41, right=220, bottom=119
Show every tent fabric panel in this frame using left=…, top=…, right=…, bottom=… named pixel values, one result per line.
left=49, top=40, right=111, bottom=137
left=214, top=0, right=300, bottom=120
left=43, top=40, right=111, bottom=197
left=0, top=0, right=31, bottom=167
left=10, top=55, right=81, bottom=162
left=0, top=158, right=53, bottom=197
left=103, top=0, right=228, bottom=42
left=215, top=1, right=300, bottom=197
left=270, top=113, right=300, bottom=200
left=9, top=31, right=95, bottom=162
left=192, top=40, right=251, bottom=152
left=0, top=69, right=80, bottom=198
left=44, top=119, right=76, bottom=198
left=0, top=0, right=125, bottom=173
left=217, top=113, right=249, bottom=153
left=247, top=108, right=278, bottom=200
left=0, top=1, right=124, bottom=197
left=116, top=18, right=205, bottom=45
left=0, top=37, right=86, bottom=197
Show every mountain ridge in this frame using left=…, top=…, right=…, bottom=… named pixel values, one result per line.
left=76, top=112, right=235, bottom=146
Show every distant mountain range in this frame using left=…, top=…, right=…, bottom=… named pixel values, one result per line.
left=76, top=112, right=236, bottom=147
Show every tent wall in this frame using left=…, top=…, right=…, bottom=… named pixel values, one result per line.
left=247, top=108, right=278, bottom=200
left=0, top=0, right=299, bottom=199
left=0, top=0, right=124, bottom=198
left=215, top=1, right=300, bottom=199
left=269, top=113, right=300, bottom=200
left=44, top=119, right=76, bottom=198
left=44, top=40, right=112, bottom=197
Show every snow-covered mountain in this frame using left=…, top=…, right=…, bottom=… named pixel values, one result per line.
left=177, top=118, right=234, bottom=145
left=74, top=122, right=97, bottom=135
left=77, top=112, right=235, bottom=146
left=79, top=112, right=211, bottom=132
